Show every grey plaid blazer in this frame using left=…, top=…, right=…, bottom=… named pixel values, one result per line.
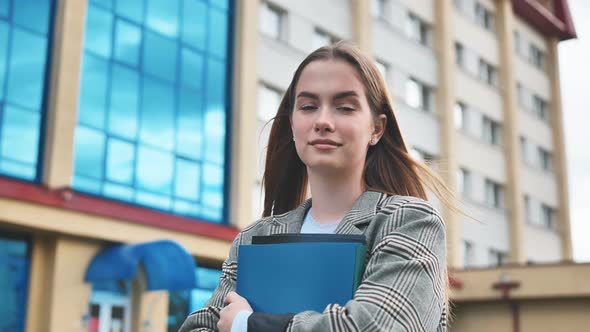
left=180, top=191, right=447, bottom=331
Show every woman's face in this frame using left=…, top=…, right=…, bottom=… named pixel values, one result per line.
left=291, top=59, right=385, bottom=174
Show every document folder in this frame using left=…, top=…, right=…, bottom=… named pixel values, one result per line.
left=236, top=234, right=367, bottom=314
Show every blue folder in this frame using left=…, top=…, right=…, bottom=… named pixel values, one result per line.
left=236, top=234, right=367, bottom=314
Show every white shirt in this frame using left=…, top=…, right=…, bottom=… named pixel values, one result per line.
left=231, top=209, right=341, bottom=332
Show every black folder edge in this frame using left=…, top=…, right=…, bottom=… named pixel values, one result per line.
left=251, top=233, right=366, bottom=245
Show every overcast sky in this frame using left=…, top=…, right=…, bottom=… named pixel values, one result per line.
left=559, top=0, right=590, bottom=262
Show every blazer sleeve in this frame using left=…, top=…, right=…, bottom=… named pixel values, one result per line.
left=255, top=202, right=447, bottom=332
left=179, top=234, right=242, bottom=332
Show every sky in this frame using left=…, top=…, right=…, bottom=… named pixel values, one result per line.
left=559, top=0, right=590, bottom=262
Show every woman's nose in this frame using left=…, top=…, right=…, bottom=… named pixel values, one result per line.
left=313, top=109, right=335, bottom=133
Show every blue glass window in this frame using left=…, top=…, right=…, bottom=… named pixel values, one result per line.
left=74, top=0, right=233, bottom=223
left=0, top=233, right=31, bottom=332
left=0, top=0, right=53, bottom=181
left=167, top=265, right=222, bottom=332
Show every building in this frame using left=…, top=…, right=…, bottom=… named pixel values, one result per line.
left=0, top=0, right=587, bottom=332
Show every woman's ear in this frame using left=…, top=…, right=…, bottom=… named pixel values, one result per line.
left=373, top=114, right=387, bottom=142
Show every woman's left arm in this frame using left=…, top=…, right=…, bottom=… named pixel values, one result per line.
left=250, top=202, right=448, bottom=332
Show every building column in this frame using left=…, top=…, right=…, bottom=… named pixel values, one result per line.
left=44, top=236, right=99, bottom=332
left=434, top=0, right=461, bottom=269
left=230, top=0, right=259, bottom=229
left=42, top=0, right=87, bottom=189
left=25, top=233, right=56, bottom=332
left=546, top=37, right=573, bottom=261
left=497, top=0, right=525, bottom=264
left=351, top=0, right=372, bottom=55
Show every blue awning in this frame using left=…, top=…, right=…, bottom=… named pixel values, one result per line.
left=85, top=240, right=197, bottom=291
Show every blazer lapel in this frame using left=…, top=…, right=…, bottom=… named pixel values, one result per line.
left=334, top=191, right=382, bottom=235
left=269, top=191, right=383, bottom=235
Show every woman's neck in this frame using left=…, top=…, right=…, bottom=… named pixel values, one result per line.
left=307, top=168, right=365, bottom=224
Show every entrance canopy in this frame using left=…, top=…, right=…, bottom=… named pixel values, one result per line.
left=85, top=240, right=196, bottom=291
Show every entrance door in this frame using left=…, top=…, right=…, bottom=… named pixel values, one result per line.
left=89, top=289, right=131, bottom=332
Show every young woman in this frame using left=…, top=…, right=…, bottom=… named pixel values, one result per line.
left=180, top=42, right=450, bottom=332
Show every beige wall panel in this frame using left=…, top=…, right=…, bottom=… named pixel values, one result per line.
left=514, top=58, right=551, bottom=99
left=452, top=11, right=499, bottom=65
left=517, top=109, right=554, bottom=150
left=520, top=299, right=590, bottom=332
left=455, top=70, right=503, bottom=121
left=0, top=199, right=231, bottom=262
left=47, top=237, right=100, bottom=332
left=450, top=302, right=512, bottom=332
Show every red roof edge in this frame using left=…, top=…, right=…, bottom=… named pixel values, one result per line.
left=553, top=0, right=577, bottom=39
left=0, top=177, right=240, bottom=242
left=512, top=0, right=577, bottom=41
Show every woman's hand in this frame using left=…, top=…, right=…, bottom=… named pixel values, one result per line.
left=217, top=291, right=253, bottom=332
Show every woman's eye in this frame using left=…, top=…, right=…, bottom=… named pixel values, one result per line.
left=301, top=105, right=317, bottom=111
left=337, top=106, right=355, bottom=112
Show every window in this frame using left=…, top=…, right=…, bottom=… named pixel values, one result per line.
left=463, top=240, right=475, bottom=268
left=259, top=2, right=284, bottom=40
left=458, top=168, right=471, bottom=197
left=73, top=0, right=234, bottom=223
left=482, top=116, right=501, bottom=146
left=257, top=84, right=282, bottom=122
left=409, top=147, right=434, bottom=163
left=488, top=249, right=507, bottom=267
left=538, top=147, right=552, bottom=171
left=405, top=12, right=431, bottom=46
left=520, top=136, right=531, bottom=164
left=541, top=204, right=555, bottom=230
left=0, top=0, right=54, bottom=181
left=167, top=266, right=222, bottom=332
left=454, top=102, right=466, bottom=130
left=485, top=179, right=503, bottom=209
left=375, top=60, right=388, bottom=81
left=0, top=233, right=31, bottom=332
left=516, top=83, right=525, bottom=107
left=524, top=194, right=532, bottom=222
left=475, top=2, right=495, bottom=32
left=532, top=95, right=548, bottom=120
left=478, top=58, right=497, bottom=86
left=513, top=30, right=522, bottom=55
left=455, top=42, right=464, bottom=67
left=405, top=78, right=431, bottom=112
left=313, top=28, right=338, bottom=50
left=372, top=0, right=386, bottom=18
left=529, top=44, right=546, bottom=70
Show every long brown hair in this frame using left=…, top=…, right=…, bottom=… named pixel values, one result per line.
left=262, top=42, right=457, bottom=217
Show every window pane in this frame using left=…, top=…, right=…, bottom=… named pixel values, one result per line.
left=454, top=103, right=464, bottom=129
left=114, top=19, right=142, bottom=67
left=13, top=0, right=51, bottom=34
left=136, top=146, right=173, bottom=194
left=180, top=48, right=204, bottom=90
left=84, top=5, right=113, bottom=58
left=146, top=0, right=179, bottom=38
left=143, top=31, right=178, bottom=83
left=405, top=78, right=422, bottom=109
left=108, top=64, right=139, bottom=139
left=177, top=89, right=204, bottom=159
left=175, top=159, right=200, bottom=200
left=208, top=8, right=228, bottom=58
left=106, top=138, right=135, bottom=184
left=104, top=182, right=134, bottom=200
left=78, top=55, right=109, bottom=129
left=140, top=78, right=175, bottom=150
left=0, top=22, right=8, bottom=100
left=74, top=126, right=106, bottom=179
left=115, top=0, right=144, bottom=24
left=182, top=0, right=207, bottom=50
left=260, top=3, right=281, bottom=39
left=1, top=105, right=40, bottom=164
left=6, top=28, right=48, bottom=110
left=257, top=85, right=281, bottom=121
left=0, top=236, right=30, bottom=332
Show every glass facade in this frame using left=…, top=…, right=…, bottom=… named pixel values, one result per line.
left=167, top=266, right=222, bottom=332
left=0, top=233, right=31, bottom=332
left=0, top=0, right=54, bottom=181
left=73, top=0, right=233, bottom=223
